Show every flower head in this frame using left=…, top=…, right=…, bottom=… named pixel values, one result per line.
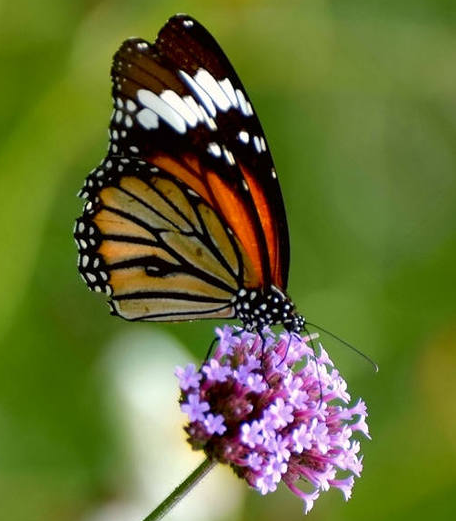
left=177, top=326, right=370, bottom=513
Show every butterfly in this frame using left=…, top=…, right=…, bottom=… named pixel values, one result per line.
left=74, top=13, right=305, bottom=334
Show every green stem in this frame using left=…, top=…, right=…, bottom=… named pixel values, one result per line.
left=142, top=457, right=217, bottom=521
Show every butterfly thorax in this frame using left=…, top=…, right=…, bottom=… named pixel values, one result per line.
left=233, top=285, right=304, bottom=333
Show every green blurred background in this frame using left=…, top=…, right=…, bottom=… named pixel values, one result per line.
left=1, top=0, right=455, bottom=520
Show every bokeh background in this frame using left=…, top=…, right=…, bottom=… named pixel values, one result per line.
left=1, top=0, right=455, bottom=520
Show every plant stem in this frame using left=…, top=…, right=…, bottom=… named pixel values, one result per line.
left=142, top=457, right=217, bottom=521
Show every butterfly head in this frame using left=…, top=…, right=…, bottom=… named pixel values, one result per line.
left=234, top=286, right=304, bottom=334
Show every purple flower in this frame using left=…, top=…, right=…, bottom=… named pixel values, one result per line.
left=180, top=394, right=209, bottom=422
left=177, top=326, right=370, bottom=514
left=292, top=424, right=312, bottom=453
left=241, top=420, right=264, bottom=448
left=267, top=398, right=294, bottom=428
left=246, top=451, right=263, bottom=471
left=175, top=364, right=202, bottom=391
left=202, top=358, right=231, bottom=382
left=204, top=413, right=227, bottom=435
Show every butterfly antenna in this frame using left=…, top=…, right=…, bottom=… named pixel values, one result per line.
left=305, top=321, right=379, bottom=372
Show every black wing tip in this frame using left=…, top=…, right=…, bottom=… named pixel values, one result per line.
left=161, top=14, right=209, bottom=37
left=168, top=13, right=196, bottom=24
left=114, top=14, right=198, bottom=56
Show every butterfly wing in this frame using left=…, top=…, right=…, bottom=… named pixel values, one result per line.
left=75, top=156, right=261, bottom=321
left=110, top=14, right=289, bottom=287
left=76, top=14, right=291, bottom=321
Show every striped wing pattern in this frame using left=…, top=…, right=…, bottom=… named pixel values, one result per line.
left=75, top=157, right=259, bottom=321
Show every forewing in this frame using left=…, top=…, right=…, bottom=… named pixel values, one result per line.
left=105, top=14, right=290, bottom=289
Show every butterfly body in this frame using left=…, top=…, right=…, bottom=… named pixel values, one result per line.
left=75, top=14, right=305, bottom=334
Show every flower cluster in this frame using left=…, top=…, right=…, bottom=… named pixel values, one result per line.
left=176, top=326, right=370, bottom=513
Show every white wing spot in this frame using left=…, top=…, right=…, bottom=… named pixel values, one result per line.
left=238, top=130, right=249, bottom=143
left=125, top=114, right=133, bottom=128
left=105, top=160, right=113, bottom=169
left=137, top=41, right=148, bottom=50
left=207, top=142, right=221, bottom=157
left=271, top=168, right=277, bottom=179
left=223, top=146, right=235, bottom=165
left=260, top=137, right=266, bottom=151
left=242, top=179, right=249, bottom=191
left=179, top=70, right=216, bottom=117
left=115, top=110, right=122, bottom=123
left=136, top=108, right=159, bottom=129
left=160, top=90, right=198, bottom=127
left=183, top=95, right=204, bottom=122
left=137, top=89, right=186, bottom=133
left=126, top=99, right=137, bottom=111
left=81, top=255, right=89, bottom=268
left=194, top=69, right=231, bottom=111
left=219, top=78, right=239, bottom=108
left=200, top=107, right=218, bottom=131
left=112, top=129, right=119, bottom=140
left=253, top=136, right=262, bottom=153
left=183, top=20, right=194, bottom=28
left=129, top=146, right=139, bottom=153
left=236, top=89, right=251, bottom=117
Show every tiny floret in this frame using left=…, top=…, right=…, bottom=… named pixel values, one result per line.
left=177, top=326, right=370, bottom=513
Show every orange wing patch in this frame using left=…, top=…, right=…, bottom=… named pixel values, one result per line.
left=148, top=153, right=263, bottom=287
left=240, top=164, right=281, bottom=287
left=206, top=172, right=263, bottom=286
left=151, top=153, right=210, bottom=201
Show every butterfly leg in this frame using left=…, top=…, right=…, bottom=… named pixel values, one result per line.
left=303, top=326, right=323, bottom=406
left=203, top=328, right=243, bottom=366
left=203, top=335, right=220, bottom=364
left=257, top=329, right=273, bottom=388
